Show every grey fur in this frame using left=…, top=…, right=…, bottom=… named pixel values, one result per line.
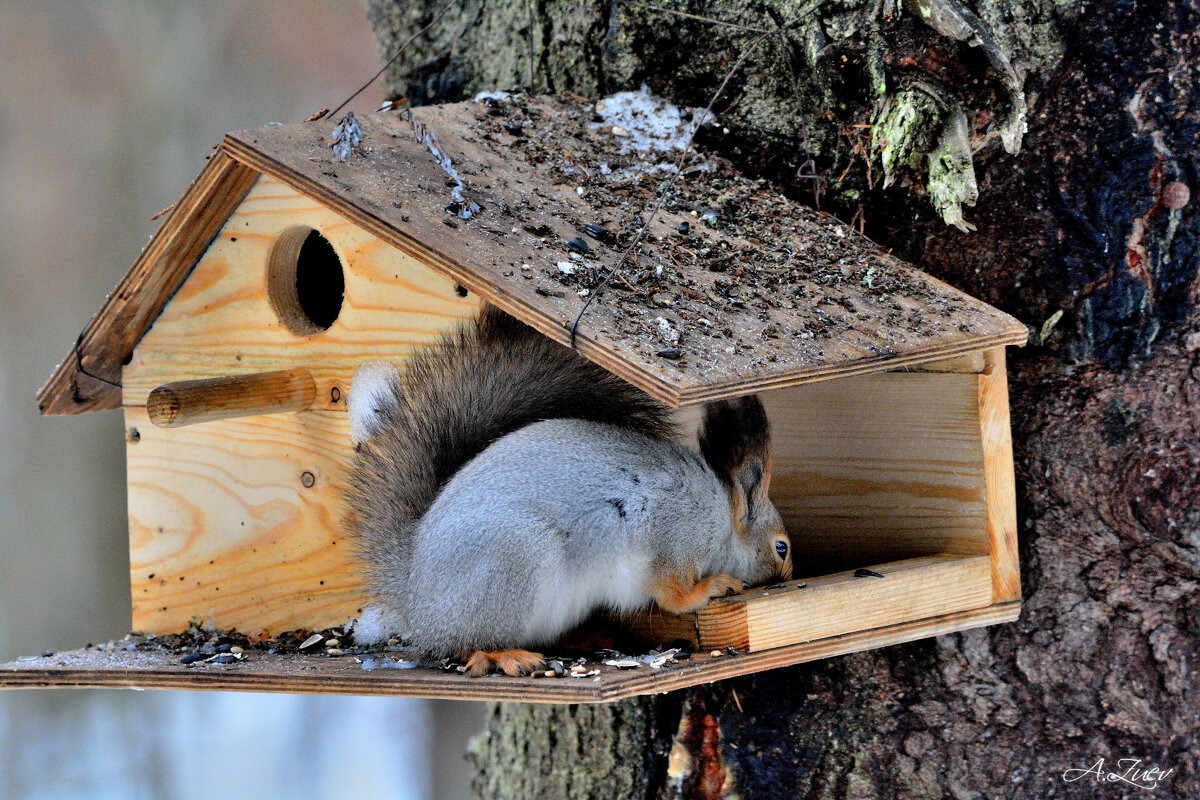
left=344, top=307, right=790, bottom=658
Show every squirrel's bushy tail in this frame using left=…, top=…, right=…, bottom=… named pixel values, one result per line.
left=344, top=305, right=676, bottom=600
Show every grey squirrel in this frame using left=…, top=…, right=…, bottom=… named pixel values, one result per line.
left=344, top=305, right=791, bottom=677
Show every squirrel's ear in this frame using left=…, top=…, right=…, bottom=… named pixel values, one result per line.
left=699, top=395, right=772, bottom=519
left=348, top=361, right=402, bottom=446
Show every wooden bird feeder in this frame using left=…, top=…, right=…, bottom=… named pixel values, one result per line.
left=2, top=95, right=1026, bottom=702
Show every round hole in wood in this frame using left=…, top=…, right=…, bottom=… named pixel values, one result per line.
left=267, top=226, right=345, bottom=335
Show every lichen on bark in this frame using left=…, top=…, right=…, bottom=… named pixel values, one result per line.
left=365, top=0, right=1068, bottom=228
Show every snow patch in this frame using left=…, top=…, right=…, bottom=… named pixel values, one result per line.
left=473, top=90, right=513, bottom=103
left=594, top=85, right=714, bottom=155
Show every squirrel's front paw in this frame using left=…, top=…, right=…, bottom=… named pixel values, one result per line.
left=704, top=573, right=744, bottom=600
left=464, top=649, right=545, bottom=678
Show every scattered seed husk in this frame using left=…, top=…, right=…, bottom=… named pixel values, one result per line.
left=854, top=568, right=885, bottom=578
left=569, top=669, right=601, bottom=678
left=604, top=658, right=641, bottom=669
left=299, top=633, right=324, bottom=649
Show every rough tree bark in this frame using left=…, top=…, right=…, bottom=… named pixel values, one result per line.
left=366, top=1, right=1199, bottom=797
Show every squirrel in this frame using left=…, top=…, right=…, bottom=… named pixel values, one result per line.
left=344, top=305, right=792, bottom=677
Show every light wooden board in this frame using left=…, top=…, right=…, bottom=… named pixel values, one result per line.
left=124, top=176, right=478, bottom=633
left=979, top=349, right=1021, bottom=601
left=695, top=554, right=992, bottom=651
left=122, top=174, right=481, bottom=405
left=125, top=405, right=366, bottom=634
left=38, top=152, right=259, bottom=414
left=0, top=601, right=1019, bottom=703
left=674, top=370, right=990, bottom=570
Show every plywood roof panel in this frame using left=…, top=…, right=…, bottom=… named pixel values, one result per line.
left=224, top=97, right=1027, bottom=406
left=42, top=94, right=1027, bottom=414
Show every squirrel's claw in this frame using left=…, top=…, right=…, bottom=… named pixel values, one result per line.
left=464, top=649, right=546, bottom=678
left=706, top=573, right=744, bottom=599
left=651, top=571, right=745, bottom=614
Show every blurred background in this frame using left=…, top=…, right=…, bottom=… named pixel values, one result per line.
left=0, top=3, right=485, bottom=797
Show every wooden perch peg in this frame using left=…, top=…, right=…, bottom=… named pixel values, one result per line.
left=147, top=369, right=316, bottom=428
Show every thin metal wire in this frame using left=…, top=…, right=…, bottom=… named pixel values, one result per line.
left=73, top=333, right=122, bottom=389
left=328, top=0, right=462, bottom=118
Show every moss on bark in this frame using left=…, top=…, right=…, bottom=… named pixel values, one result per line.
left=365, top=0, right=1077, bottom=225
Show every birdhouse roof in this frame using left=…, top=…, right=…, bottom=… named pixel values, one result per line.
left=39, top=94, right=1026, bottom=414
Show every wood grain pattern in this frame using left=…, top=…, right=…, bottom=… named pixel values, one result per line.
left=121, top=174, right=481, bottom=406
left=899, top=352, right=987, bottom=373
left=979, top=348, right=1021, bottom=602
left=695, top=554, right=992, bottom=651
left=0, top=602, right=1019, bottom=703
left=675, top=371, right=990, bottom=570
left=37, top=153, right=259, bottom=414
left=124, top=177, right=478, bottom=634
left=125, top=405, right=367, bottom=634
left=148, top=369, right=316, bottom=428
left=221, top=101, right=1029, bottom=408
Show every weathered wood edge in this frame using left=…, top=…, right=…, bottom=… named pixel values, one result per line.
left=37, top=154, right=260, bottom=415
left=670, top=331, right=1028, bottom=406
left=980, top=348, right=1022, bottom=601
left=0, top=602, right=1019, bottom=704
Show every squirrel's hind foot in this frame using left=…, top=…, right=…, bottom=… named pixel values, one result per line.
left=464, top=649, right=545, bottom=678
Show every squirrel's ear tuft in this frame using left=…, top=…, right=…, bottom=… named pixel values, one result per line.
left=348, top=361, right=402, bottom=446
left=699, top=395, right=772, bottom=509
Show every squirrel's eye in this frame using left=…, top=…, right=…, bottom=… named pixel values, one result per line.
left=774, top=539, right=788, bottom=559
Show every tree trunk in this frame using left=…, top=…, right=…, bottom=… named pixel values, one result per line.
left=368, top=1, right=1200, bottom=796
